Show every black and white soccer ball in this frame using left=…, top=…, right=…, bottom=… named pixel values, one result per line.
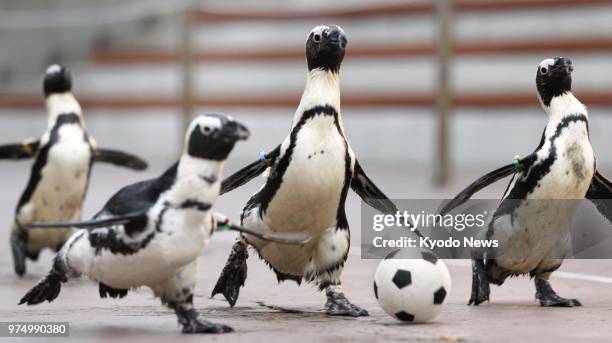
left=373, top=248, right=451, bottom=323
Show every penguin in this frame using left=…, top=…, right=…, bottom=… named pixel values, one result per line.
left=19, top=114, right=309, bottom=334
left=211, top=25, right=400, bottom=317
left=0, top=65, right=148, bottom=276
left=439, top=57, right=612, bottom=306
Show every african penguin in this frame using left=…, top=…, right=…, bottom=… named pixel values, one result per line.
left=0, top=64, right=148, bottom=276
left=211, top=25, right=399, bottom=317
left=440, top=57, right=612, bottom=307
left=19, top=114, right=255, bottom=334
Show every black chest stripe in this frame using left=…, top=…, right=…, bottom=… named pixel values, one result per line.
left=152, top=199, right=211, bottom=233
left=89, top=228, right=155, bottom=256
left=494, top=113, right=588, bottom=220
left=200, top=174, right=217, bottom=185
left=155, top=207, right=169, bottom=233
left=334, top=117, right=352, bottom=231
left=179, top=199, right=212, bottom=211
left=17, top=113, right=89, bottom=211
left=255, top=105, right=345, bottom=216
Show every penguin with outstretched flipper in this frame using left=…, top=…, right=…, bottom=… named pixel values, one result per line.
left=212, top=25, right=399, bottom=317
left=19, top=114, right=308, bottom=334
left=1, top=65, right=147, bottom=276
left=440, top=57, right=611, bottom=307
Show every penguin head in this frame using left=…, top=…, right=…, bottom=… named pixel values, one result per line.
left=185, top=113, right=250, bottom=161
left=536, top=57, right=573, bottom=107
left=305, top=25, right=347, bottom=73
left=44, top=64, right=72, bottom=97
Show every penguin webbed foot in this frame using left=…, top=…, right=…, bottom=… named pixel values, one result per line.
left=535, top=277, right=581, bottom=307
left=19, top=272, right=66, bottom=305
left=211, top=240, right=248, bottom=307
left=99, top=282, right=128, bottom=299
left=183, top=319, right=234, bottom=334
left=468, top=258, right=490, bottom=306
left=175, top=307, right=234, bottom=334
left=324, top=286, right=369, bottom=317
left=10, top=235, right=26, bottom=277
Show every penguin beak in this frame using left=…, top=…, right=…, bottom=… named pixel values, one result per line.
left=221, top=120, right=250, bottom=142
left=59, top=67, right=70, bottom=79
left=554, top=58, right=573, bottom=75
left=47, top=66, right=71, bottom=83
left=326, top=29, right=347, bottom=50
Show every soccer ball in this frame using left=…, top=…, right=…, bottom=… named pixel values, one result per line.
left=373, top=249, right=451, bottom=323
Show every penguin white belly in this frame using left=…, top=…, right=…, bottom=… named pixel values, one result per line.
left=67, top=210, right=210, bottom=289
left=266, top=120, right=347, bottom=234
left=22, top=125, right=92, bottom=252
left=494, top=131, right=594, bottom=273
left=491, top=200, right=577, bottom=272
left=254, top=118, right=349, bottom=275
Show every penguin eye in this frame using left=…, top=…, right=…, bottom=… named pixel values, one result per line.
left=312, top=33, right=322, bottom=43
left=200, top=125, right=213, bottom=135
left=539, top=66, right=548, bottom=75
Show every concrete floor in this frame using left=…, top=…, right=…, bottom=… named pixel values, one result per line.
left=1, top=162, right=611, bottom=342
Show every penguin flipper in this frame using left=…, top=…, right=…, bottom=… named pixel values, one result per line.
left=351, top=160, right=398, bottom=214
left=0, top=140, right=40, bottom=160
left=220, top=145, right=281, bottom=195
left=224, top=224, right=311, bottom=245
left=439, top=162, right=524, bottom=216
left=22, top=212, right=147, bottom=230
left=586, top=170, right=612, bottom=224
left=93, top=148, right=148, bottom=170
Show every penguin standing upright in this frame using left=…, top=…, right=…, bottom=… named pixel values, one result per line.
left=212, top=25, right=399, bottom=316
left=19, top=114, right=308, bottom=334
left=0, top=65, right=147, bottom=276
left=440, top=57, right=612, bottom=306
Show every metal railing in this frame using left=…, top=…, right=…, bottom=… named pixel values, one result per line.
left=2, top=0, right=612, bottom=184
